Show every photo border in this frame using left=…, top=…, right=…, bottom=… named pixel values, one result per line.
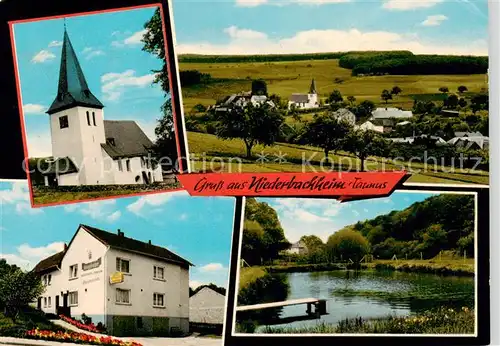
left=224, top=186, right=490, bottom=346
left=1, top=0, right=189, bottom=208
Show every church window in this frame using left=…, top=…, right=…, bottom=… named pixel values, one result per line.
left=92, top=112, right=96, bottom=126
left=126, top=160, right=131, bottom=172
left=118, top=160, right=123, bottom=172
left=59, top=116, right=69, bottom=129
left=86, top=111, right=91, bottom=126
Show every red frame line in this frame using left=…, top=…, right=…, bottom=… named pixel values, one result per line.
left=8, top=2, right=187, bottom=208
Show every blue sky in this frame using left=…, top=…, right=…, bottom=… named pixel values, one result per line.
left=12, top=6, right=165, bottom=158
left=171, top=0, right=488, bottom=55
left=256, top=191, right=441, bottom=242
left=0, top=180, right=234, bottom=289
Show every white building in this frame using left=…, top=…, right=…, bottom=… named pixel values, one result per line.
left=33, top=224, right=192, bottom=337
left=285, top=240, right=308, bottom=255
left=356, top=120, right=385, bottom=134
left=42, top=29, right=163, bottom=187
left=189, top=286, right=225, bottom=327
left=331, top=108, right=356, bottom=126
left=448, top=135, right=489, bottom=150
left=371, top=107, right=413, bottom=120
left=288, top=79, right=319, bottom=110
left=214, top=92, right=275, bottom=113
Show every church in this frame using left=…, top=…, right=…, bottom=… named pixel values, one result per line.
left=42, top=28, right=163, bottom=187
left=287, top=79, right=319, bottom=110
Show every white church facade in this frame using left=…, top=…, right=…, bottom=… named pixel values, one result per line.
left=288, top=79, right=319, bottom=110
left=42, top=29, right=163, bottom=187
left=33, top=224, right=192, bottom=337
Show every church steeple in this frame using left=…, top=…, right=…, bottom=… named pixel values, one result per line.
left=47, top=27, right=104, bottom=115
left=309, top=78, right=317, bottom=94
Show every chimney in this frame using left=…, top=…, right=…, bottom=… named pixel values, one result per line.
left=63, top=243, right=67, bottom=251
left=148, top=240, right=152, bottom=245
left=117, top=229, right=124, bottom=237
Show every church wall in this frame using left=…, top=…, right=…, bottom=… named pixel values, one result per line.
left=113, top=157, right=144, bottom=185
left=58, top=172, right=81, bottom=186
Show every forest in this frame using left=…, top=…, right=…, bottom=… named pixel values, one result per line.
left=241, top=194, right=475, bottom=266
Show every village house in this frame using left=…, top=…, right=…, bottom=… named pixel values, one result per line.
left=189, top=286, right=225, bottom=334
left=42, top=29, right=163, bottom=187
left=388, top=135, right=447, bottom=146
left=331, top=108, right=356, bottom=126
left=285, top=240, right=308, bottom=255
left=33, top=224, right=192, bottom=337
left=448, top=134, right=489, bottom=150
left=214, top=91, right=275, bottom=114
left=288, top=79, right=319, bottom=110
left=356, top=118, right=397, bottom=133
left=370, top=107, right=413, bottom=120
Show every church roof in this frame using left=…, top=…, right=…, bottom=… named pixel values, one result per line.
left=290, top=93, right=310, bottom=103
left=309, top=78, right=317, bottom=94
left=101, top=120, right=154, bottom=159
left=47, top=29, right=104, bottom=115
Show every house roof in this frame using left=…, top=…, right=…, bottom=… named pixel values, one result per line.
left=454, top=131, right=483, bottom=138
left=41, top=157, right=78, bottom=175
left=332, top=108, right=355, bottom=119
left=33, top=251, right=65, bottom=274
left=100, top=120, right=154, bottom=159
left=448, top=136, right=489, bottom=149
left=80, top=224, right=193, bottom=268
left=47, top=29, right=104, bottom=115
left=372, top=108, right=413, bottom=119
left=290, top=94, right=310, bottom=103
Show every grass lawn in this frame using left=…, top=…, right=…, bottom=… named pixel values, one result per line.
left=187, top=131, right=489, bottom=185
left=238, top=267, right=267, bottom=291
left=368, top=258, right=475, bottom=275
left=0, top=309, right=64, bottom=337
left=32, top=182, right=181, bottom=205
left=180, top=59, right=488, bottom=111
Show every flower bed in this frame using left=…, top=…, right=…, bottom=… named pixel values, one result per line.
left=59, top=315, right=105, bottom=334
left=26, top=328, right=142, bottom=346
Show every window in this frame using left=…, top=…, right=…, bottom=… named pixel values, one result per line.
left=126, top=160, right=131, bottom=172
left=153, top=293, right=164, bottom=307
left=116, top=289, right=130, bottom=304
left=69, top=291, right=78, bottom=306
left=86, top=111, right=91, bottom=126
left=48, top=274, right=52, bottom=285
left=43, top=297, right=47, bottom=308
left=69, top=264, right=78, bottom=279
left=140, top=157, right=145, bottom=168
left=42, top=275, right=47, bottom=286
left=153, top=266, right=164, bottom=280
left=117, top=159, right=123, bottom=172
left=59, top=115, right=69, bottom=129
left=116, top=258, right=130, bottom=274
left=48, top=296, right=52, bottom=307
left=92, top=112, right=96, bottom=126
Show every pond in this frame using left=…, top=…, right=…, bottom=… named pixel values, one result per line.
left=245, top=270, right=474, bottom=332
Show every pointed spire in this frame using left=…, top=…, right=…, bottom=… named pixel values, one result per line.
left=47, top=26, right=104, bottom=115
left=309, top=78, right=317, bottom=94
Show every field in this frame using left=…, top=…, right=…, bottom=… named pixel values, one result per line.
left=179, top=59, right=488, bottom=111
left=187, top=131, right=489, bottom=185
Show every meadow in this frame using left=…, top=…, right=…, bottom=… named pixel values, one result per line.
left=179, top=59, right=488, bottom=111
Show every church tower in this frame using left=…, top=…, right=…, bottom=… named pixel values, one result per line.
left=308, top=78, right=318, bottom=106
left=46, top=27, right=106, bottom=185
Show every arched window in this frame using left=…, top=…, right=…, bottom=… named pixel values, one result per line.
left=86, top=111, right=91, bottom=126
left=92, top=112, right=96, bottom=126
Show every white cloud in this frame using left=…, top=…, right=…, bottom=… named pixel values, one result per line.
left=224, top=26, right=268, bottom=40
left=236, top=0, right=349, bottom=6
left=48, top=40, right=63, bottom=47
left=81, top=47, right=105, bottom=60
left=382, top=0, right=442, bottom=10
left=1, top=242, right=65, bottom=271
left=112, top=29, right=149, bottom=47
left=31, top=50, right=56, bottom=63
left=22, top=104, right=46, bottom=114
left=176, top=27, right=487, bottom=56
left=64, top=199, right=121, bottom=223
left=100, top=70, right=157, bottom=101
left=0, top=182, right=42, bottom=215
left=189, top=280, right=206, bottom=289
left=199, top=263, right=225, bottom=272
left=421, top=14, right=448, bottom=26
left=126, top=191, right=188, bottom=217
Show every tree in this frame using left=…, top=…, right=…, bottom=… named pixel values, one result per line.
left=458, top=98, right=468, bottom=108
left=326, top=228, right=370, bottom=263
left=439, top=86, right=449, bottom=93
left=458, top=85, right=468, bottom=93
left=352, top=100, right=376, bottom=120
left=251, top=79, right=268, bottom=96
left=444, top=94, right=459, bottom=109
left=343, top=129, right=388, bottom=171
left=381, top=89, right=392, bottom=104
left=327, top=90, right=343, bottom=104
left=347, top=95, right=356, bottom=105
left=303, top=113, right=352, bottom=163
left=470, top=93, right=488, bottom=114
left=0, top=260, right=44, bottom=318
left=216, top=103, right=284, bottom=158
left=142, top=9, right=178, bottom=170
left=391, top=86, right=402, bottom=96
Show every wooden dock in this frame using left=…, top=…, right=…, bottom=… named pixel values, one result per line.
left=236, top=297, right=327, bottom=316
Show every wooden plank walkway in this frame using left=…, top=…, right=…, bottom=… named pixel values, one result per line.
left=236, top=298, right=324, bottom=312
